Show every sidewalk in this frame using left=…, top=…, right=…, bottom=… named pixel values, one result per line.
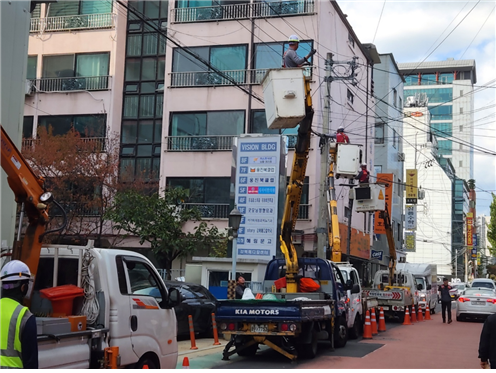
left=176, top=337, right=228, bottom=368
left=298, top=311, right=484, bottom=369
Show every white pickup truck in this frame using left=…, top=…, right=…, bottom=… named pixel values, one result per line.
left=364, top=269, right=418, bottom=322
left=27, top=241, right=180, bottom=369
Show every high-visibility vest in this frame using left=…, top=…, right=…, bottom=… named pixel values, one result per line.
left=0, top=297, right=28, bottom=368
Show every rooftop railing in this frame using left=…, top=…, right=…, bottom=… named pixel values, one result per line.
left=172, top=0, right=315, bottom=23
left=30, top=13, right=114, bottom=33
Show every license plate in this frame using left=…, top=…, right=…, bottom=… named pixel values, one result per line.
left=472, top=301, right=485, bottom=306
left=381, top=306, right=389, bottom=310
left=250, top=324, right=269, bottom=333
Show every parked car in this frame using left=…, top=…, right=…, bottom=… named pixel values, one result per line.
left=135, top=281, right=218, bottom=337
left=456, top=288, right=496, bottom=321
left=470, top=279, right=496, bottom=291
left=451, top=282, right=468, bottom=299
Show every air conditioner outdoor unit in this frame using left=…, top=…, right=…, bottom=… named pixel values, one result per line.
left=397, top=152, right=405, bottom=162
left=25, top=80, right=34, bottom=95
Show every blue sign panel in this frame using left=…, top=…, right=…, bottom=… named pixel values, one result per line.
left=473, top=233, right=477, bottom=247
left=234, top=137, right=283, bottom=260
left=371, top=250, right=383, bottom=261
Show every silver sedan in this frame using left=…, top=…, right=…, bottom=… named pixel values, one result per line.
left=456, top=288, right=496, bottom=321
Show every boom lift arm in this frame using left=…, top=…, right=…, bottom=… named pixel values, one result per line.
left=379, top=203, right=396, bottom=287
left=280, top=77, right=314, bottom=293
left=1, top=125, right=60, bottom=290
left=326, top=145, right=341, bottom=262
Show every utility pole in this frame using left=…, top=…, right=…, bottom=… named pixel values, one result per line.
left=317, top=53, right=333, bottom=260
left=316, top=55, right=358, bottom=260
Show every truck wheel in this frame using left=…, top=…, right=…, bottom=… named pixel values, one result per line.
left=333, top=317, right=347, bottom=348
left=348, top=314, right=361, bottom=340
left=235, top=342, right=258, bottom=357
left=430, top=303, right=436, bottom=314
left=135, top=355, right=158, bottom=369
left=297, top=330, right=318, bottom=359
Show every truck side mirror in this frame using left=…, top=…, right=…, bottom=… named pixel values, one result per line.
left=417, top=284, right=423, bottom=291
left=427, top=284, right=432, bottom=290
left=166, top=288, right=181, bottom=309
left=351, top=284, right=360, bottom=294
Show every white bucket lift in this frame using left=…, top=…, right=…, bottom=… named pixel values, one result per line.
left=262, top=68, right=306, bottom=129
left=353, top=184, right=386, bottom=212
left=335, top=144, right=361, bottom=179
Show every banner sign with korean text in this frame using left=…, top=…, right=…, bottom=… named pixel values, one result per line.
left=406, top=169, right=418, bottom=204
left=374, top=173, right=393, bottom=234
left=233, top=136, right=286, bottom=260
left=405, top=231, right=416, bottom=252
left=405, top=205, right=417, bottom=230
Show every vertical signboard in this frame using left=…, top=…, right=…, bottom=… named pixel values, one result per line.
left=467, top=212, right=475, bottom=259
left=405, top=205, right=417, bottom=230
left=233, top=136, right=284, bottom=260
left=406, top=169, right=418, bottom=204
left=405, top=231, right=416, bottom=252
left=374, top=173, right=393, bottom=234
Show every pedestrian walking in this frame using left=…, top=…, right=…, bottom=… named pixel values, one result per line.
left=438, top=278, right=453, bottom=324
left=355, top=163, right=370, bottom=184
left=235, top=276, right=246, bottom=299
left=283, top=35, right=316, bottom=68
left=479, top=313, right=496, bottom=369
left=0, top=260, right=38, bottom=368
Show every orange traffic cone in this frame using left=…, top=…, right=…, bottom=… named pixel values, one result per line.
left=425, top=305, right=432, bottom=320
left=417, top=307, right=424, bottom=322
left=402, top=307, right=412, bottom=325
left=182, top=357, right=190, bottom=369
left=378, top=307, right=387, bottom=332
left=370, top=308, right=378, bottom=335
left=363, top=310, right=373, bottom=339
left=411, top=306, right=417, bottom=323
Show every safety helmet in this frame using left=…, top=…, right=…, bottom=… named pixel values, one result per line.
left=1, top=260, right=31, bottom=284
left=360, top=163, right=367, bottom=168
left=288, top=34, right=300, bottom=44
left=337, top=126, right=345, bottom=132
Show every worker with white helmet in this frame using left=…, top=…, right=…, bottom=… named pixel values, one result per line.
left=355, top=163, right=370, bottom=184
left=283, top=34, right=317, bottom=68
left=0, top=260, right=38, bottom=368
left=335, top=126, right=350, bottom=143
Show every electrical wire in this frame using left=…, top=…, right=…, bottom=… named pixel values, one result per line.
left=80, top=249, right=100, bottom=325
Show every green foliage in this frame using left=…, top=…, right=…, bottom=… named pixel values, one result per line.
left=105, top=187, right=227, bottom=278
left=488, top=193, right=496, bottom=256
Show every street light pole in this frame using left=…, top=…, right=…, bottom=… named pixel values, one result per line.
left=229, top=207, right=243, bottom=281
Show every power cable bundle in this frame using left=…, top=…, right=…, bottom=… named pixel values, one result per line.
left=80, top=249, right=100, bottom=325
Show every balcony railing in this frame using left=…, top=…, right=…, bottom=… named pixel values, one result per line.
left=165, top=135, right=297, bottom=152
left=22, top=137, right=107, bottom=152
left=30, top=76, right=111, bottom=92
left=172, top=0, right=315, bottom=23
left=170, top=67, right=312, bottom=88
left=51, top=202, right=101, bottom=217
left=30, top=13, right=114, bottom=32
left=181, top=203, right=309, bottom=220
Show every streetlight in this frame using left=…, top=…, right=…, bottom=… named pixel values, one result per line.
left=229, top=207, right=243, bottom=281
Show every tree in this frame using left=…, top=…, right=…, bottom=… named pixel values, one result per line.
left=22, top=127, right=122, bottom=246
left=488, top=193, right=496, bottom=257
left=105, top=187, right=227, bottom=279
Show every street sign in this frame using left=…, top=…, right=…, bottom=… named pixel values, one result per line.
left=466, top=213, right=473, bottom=246
left=406, top=169, right=418, bottom=204
left=371, top=250, right=383, bottom=261
left=374, top=173, right=393, bottom=234
left=405, top=205, right=417, bottom=230
left=233, top=136, right=285, bottom=260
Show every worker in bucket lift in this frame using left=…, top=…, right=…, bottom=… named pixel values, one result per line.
left=0, top=260, right=38, bottom=368
left=330, top=126, right=350, bottom=143
left=355, top=164, right=370, bottom=184
left=283, top=35, right=316, bottom=68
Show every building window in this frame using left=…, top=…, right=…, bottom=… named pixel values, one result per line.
left=172, top=45, right=248, bottom=84
left=397, top=179, right=401, bottom=196
left=167, top=177, right=230, bottom=204
left=431, top=122, right=452, bottom=138
left=47, top=0, right=112, bottom=16
left=375, top=122, right=384, bottom=144
left=399, top=97, right=403, bottom=109
left=347, top=33, right=355, bottom=48
left=170, top=111, right=245, bottom=137
left=459, top=143, right=463, bottom=150
left=374, top=165, right=382, bottom=175
left=347, top=89, right=354, bottom=105
left=420, top=74, right=436, bottom=85
left=38, top=114, right=106, bottom=138
left=460, top=90, right=464, bottom=96
left=254, top=40, right=314, bottom=69
left=404, top=88, right=452, bottom=104
left=250, top=110, right=298, bottom=147
left=460, top=107, right=463, bottom=114
left=393, top=88, right=397, bottom=108
left=23, top=117, right=34, bottom=139
left=392, top=129, right=397, bottom=149
left=428, top=105, right=452, bottom=120
left=459, top=160, right=463, bottom=167
left=27, top=56, right=37, bottom=80
left=459, top=125, right=463, bottom=132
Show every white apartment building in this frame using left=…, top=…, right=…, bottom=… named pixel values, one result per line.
left=372, top=53, right=405, bottom=271
left=403, top=104, right=453, bottom=276
left=22, top=1, right=380, bottom=279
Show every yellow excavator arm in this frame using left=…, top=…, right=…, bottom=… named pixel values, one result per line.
left=379, top=203, right=396, bottom=286
left=279, top=78, right=314, bottom=293
left=327, top=146, right=341, bottom=262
